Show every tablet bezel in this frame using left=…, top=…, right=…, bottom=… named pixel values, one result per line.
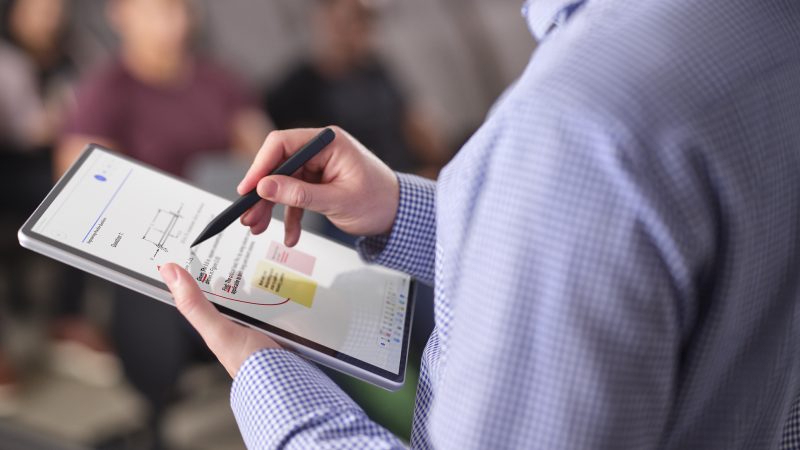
left=18, top=145, right=416, bottom=391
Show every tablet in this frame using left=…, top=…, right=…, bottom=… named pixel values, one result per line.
left=18, top=145, right=416, bottom=391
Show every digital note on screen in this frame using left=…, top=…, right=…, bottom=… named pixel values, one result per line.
left=251, top=260, right=317, bottom=308
left=267, top=240, right=316, bottom=276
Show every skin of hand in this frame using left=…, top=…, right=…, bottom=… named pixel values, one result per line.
left=163, top=126, right=400, bottom=377
left=238, top=126, right=400, bottom=247
left=160, top=262, right=281, bottom=378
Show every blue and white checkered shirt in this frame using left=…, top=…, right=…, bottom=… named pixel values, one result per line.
left=230, top=0, right=800, bottom=448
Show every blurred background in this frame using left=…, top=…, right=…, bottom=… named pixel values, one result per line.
left=0, top=0, right=535, bottom=448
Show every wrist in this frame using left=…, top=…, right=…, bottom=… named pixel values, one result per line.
left=380, top=173, right=400, bottom=236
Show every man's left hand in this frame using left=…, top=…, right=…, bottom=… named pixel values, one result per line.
left=160, top=263, right=281, bottom=378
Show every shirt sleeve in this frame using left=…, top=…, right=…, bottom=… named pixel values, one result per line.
left=427, top=90, right=713, bottom=448
left=230, top=349, right=407, bottom=449
left=356, top=172, right=437, bottom=286
left=228, top=173, right=436, bottom=449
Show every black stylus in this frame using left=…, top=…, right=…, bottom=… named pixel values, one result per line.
left=190, top=128, right=336, bottom=248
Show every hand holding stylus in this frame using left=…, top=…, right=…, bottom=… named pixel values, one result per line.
left=167, top=126, right=402, bottom=378
left=192, top=128, right=337, bottom=247
left=237, top=126, right=400, bottom=247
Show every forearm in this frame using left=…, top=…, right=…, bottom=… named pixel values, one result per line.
left=231, top=349, right=406, bottom=449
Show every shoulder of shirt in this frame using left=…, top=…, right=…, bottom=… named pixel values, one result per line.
left=506, top=0, right=797, bottom=140
left=273, top=63, right=323, bottom=89
left=266, top=62, right=323, bottom=107
left=74, top=58, right=133, bottom=97
left=192, top=57, right=248, bottom=87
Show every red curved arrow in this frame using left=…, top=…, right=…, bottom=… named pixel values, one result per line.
left=201, top=289, right=291, bottom=306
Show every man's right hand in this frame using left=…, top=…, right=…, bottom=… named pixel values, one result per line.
left=237, top=127, right=400, bottom=247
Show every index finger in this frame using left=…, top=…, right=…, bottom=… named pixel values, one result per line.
left=237, top=128, right=331, bottom=196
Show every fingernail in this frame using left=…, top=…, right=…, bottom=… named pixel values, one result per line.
left=160, top=264, right=178, bottom=284
left=259, top=179, right=278, bottom=198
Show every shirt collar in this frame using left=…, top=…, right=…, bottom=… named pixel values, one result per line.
left=522, top=0, right=588, bottom=41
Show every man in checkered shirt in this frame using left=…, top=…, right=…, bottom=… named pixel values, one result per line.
left=158, top=0, right=800, bottom=448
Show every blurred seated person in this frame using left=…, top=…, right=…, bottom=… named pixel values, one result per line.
left=0, top=0, right=70, bottom=221
left=266, top=0, right=449, bottom=180
left=0, top=0, right=77, bottom=414
left=2, top=0, right=124, bottom=392
left=55, top=0, right=270, bottom=178
left=53, top=0, right=271, bottom=440
left=0, top=0, right=75, bottom=153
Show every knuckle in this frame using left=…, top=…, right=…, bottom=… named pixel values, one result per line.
left=290, top=184, right=311, bottom=208
left=174, top=291, right=196, bottom=316
left=261, top=130, right=282, bottom=154
left=328, top=125, right=345, bottom=141
left=265, top=129, right=282, bottom=144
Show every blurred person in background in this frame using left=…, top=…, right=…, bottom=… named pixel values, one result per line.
left=0, top=0, right=75, bottom=151
left=1, top=0, right=118, bottom=396
left=0, top=0, right=76, bottom=415
left=54, top=0, right=271, bottom=445
left=267, top=0, right=450, bottom=181
left=268, top=0, right=448, bottom=252
left=56, top=0, right=270, bottom=177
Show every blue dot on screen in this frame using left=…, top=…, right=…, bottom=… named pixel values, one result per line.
left=95, top=175, right=107, bottom=181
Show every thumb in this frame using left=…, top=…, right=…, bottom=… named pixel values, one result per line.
left=160, top=263, right=282, bottom=378
left=257, top=175, right=335, bottom=214
left=160, top=263, right=232, bottom=349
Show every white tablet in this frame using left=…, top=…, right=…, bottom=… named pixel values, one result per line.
left=18, top=145, right=416, bottom=391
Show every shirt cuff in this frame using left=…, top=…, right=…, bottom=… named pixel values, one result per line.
left=356, top=172, right=437, bottom=285
left=230, top=349, right=373, bottom=448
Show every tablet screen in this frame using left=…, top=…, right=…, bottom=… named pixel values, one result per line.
left=26, top=147, right=412, bottom=379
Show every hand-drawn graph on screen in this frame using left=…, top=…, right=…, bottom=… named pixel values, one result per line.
left=142, top=205, right=185, bottom=260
